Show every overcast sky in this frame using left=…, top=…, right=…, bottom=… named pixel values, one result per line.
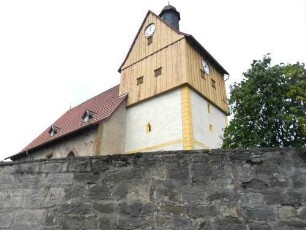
left=0, top=0, right=305, bottom=161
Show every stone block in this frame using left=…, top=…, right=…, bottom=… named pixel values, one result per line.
left=104, top=168, right=144, bottom=185
left=45, top=173, right=73, bottom=187
left=73, top=172, right=100, bottom=184
left=166, top=161, right=189, bottom=181
left=240, top=207, right=274, bottom=221
left=55, top=202, right=92, bottom=215
left=113, top=181, right=129, bottom=200
left=85, top=184, right=112, bottom=200
left=159, top=204, right=186, bottom=215
left=91, top=159, right=109, bottom=172
left=187, top=205, right=217, bottom=218
left=40, top=162, right=67, bottom=173
left=297, top=207, right=306, bottom=220
left=242, top=192, right=264, bottom=207
left=237, top=163, right=256, bottom=182
left=92, top=203, right=114, bottom=214
left=264, top=191, right=303, bottom=207
left=61, top=214, right=98, bottom=230
left=67, top=159, right=91, bottom=172
left=241, top=178, right=268, bottom=191
left=248, top=223, right=272, bottom=230
left=278, top=205, right=297, bottom=218
left=0, top=212, right=13, bottom=227
left=206, top=189, right=242, bottom=205
left=64, top=184, right=84, bottom=200
left=117, top=202, right=155, bottom=229
left=98, top=216, right=116, bottom=230
left=180, top=184, right=207, bottom=205
left=212, top=217, right=247, bottom=230
left=151, top=180, right=181, bottom=203
left=13, top=174, right=46, bottom=188
left=12, top=209, right=45, bottom=227
left=127, top=181, right=151, bottom=202
left=278, top=220, right=306, bottom=229
left=191, top=163, right=211, bottom=183
left=14, top=162, right=41, bottom=174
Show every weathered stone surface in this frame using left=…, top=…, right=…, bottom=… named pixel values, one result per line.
left=241, top=178, right=268, bottom=190
left=0, top=148, right=305, bottom=229
left=248, top=223, right=272, bottom=230
left=278, top=205, right=298, bottom=219
left=243, top=192, right=264, bottom=207
left=212, top=216, right=247, bottom=230
left=240, top=207, right=274, bottom=221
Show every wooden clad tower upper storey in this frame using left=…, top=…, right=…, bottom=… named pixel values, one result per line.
left=119, top=5, right=229, bottom=114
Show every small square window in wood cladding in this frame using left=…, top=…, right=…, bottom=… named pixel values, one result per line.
left=211, top=79, right=216, bottom=89
left=200, top=69, right=206, bottom=79
left=154, top=67, right=162, bottom=77
left=147, top=37, right=153, bottom=45
left=137, top=76, right=144, bottom=85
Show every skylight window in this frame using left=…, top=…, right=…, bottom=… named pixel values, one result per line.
left=48, top=125, right=59, bottom=137
left=82, top=110, right=94, bottom=122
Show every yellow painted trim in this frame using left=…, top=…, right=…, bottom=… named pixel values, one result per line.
left=193, top=139, right=210, bottom=149
left=126, top=139, right=183, bottom=154
left=181, top=86, right=194, bottom=150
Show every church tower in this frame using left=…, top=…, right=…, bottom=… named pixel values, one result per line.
left=119, top=5, right=228, bottom=153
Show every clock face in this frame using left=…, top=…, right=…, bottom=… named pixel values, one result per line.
left=201, top=59, right=210, bottom=75
left=144, top=23, right=156, bottom=38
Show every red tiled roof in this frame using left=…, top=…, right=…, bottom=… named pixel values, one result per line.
left=8, top=85, right=126, bottom=160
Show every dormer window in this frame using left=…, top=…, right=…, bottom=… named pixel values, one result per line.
left=82, top=110, right=94, bottom=122
left=48, top=125, right=59, bottom=137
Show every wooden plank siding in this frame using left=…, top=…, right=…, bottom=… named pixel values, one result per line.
left=119, top=12, right=227, bottom=113
left=120, top=13, right=184, bottom=70
left=184, top=41, right=228, bottom=113
left=120, top=39, right=185, bottom=106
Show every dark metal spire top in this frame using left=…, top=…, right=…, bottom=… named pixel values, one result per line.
left=159, top=4, right=181, bottom=30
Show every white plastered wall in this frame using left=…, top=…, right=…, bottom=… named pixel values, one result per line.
left=190, top=89, right=227, bottom=149
left=124, top=89, right=183, bottom=153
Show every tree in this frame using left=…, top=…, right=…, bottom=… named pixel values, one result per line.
left=222, top=55, right=306, bottom=148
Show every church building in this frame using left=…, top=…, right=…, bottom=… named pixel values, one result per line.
left=7, top=5, right=229, bottom=161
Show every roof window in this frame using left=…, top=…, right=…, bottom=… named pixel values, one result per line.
left=48, top=125, right=60, bottom=137
left=82, top=110, right=94, bottom=122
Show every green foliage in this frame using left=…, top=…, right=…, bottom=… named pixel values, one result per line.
left=223, top=55, right=306, bottom=148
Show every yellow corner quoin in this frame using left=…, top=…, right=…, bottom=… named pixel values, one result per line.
left=181, top=85, right=194, bottom=150
left=126, top=139, right=183, bottom=154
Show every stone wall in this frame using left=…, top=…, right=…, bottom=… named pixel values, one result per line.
left=0, top=148, right=305, bottom=229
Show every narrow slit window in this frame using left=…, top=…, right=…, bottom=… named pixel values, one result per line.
left=200, top=69, right=206, bottom=79
left=207, top=103, right=211, bottom=114
left=146, top=123, right=152, bottom=133
left=147, top=37, right=153, bottom=45
left=154, top=67, right=162, bottom=77
left=209, top=124, right=214, bottom=132
left=137, top=76, right=144, bottom=85
left=211, top=79, right=216, bottom=89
